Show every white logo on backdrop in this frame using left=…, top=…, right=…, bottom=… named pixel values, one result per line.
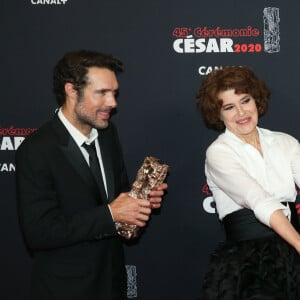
left=203, top=196, right=216, bottom=214
left=202, top=184, right=216, bottom=214
left=198, top=66, right=223, bottom=75
left=0, top=163, right=15, bottom=172
left=126, top=265, right=138, bottom=298
left=0, top=136, right=24, bottom=151
left=31, top=0, right=68, bottom=5
left=172, top=7, right=281, bottom=75
left=0, top=126, right=36, bottom=174
left=263, top=7, right=280, bottom=53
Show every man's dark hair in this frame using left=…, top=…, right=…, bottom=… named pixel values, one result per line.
left=53, top=50, right=123, bottom=106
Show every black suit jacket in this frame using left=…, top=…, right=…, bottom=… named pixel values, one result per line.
left=16, top=115, right=129, bottom=300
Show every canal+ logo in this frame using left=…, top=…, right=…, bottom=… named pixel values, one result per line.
left=31, top=0, right=68, bottom=5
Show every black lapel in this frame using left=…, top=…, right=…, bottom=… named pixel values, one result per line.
left=51, top=115, right=108, bottom=203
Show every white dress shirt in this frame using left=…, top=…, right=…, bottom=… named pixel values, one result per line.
left=205, top=127, right=300, bottom=226
left=57, top=109, right=108, bottom=196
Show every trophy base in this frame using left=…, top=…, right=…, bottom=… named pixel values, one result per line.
left=115, top=222, right=140, bottom=240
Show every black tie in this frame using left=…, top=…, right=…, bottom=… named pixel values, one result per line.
left=82, top=141, right=107, bottom=200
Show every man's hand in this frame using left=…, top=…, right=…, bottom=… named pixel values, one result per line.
left=148, top=183, right=168, bottom=209
left=109, top=193, right=152, bottom=227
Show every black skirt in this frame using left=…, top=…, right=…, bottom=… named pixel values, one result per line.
left=200, top=208, right=300, bottom=300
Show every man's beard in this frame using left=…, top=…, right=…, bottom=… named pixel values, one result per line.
left=75, top=107, right=110, bottom=130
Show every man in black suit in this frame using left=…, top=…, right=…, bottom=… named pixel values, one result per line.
left=15, top=50, right=167, bottom=300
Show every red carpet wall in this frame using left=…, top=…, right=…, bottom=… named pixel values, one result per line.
left=1, top=1, right=300, bottom=299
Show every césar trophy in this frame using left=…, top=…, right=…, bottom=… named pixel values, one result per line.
left=115, top=156, right=169, bottom=239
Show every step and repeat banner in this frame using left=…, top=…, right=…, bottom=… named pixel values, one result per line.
left=1, top=1, right=300, bottom=299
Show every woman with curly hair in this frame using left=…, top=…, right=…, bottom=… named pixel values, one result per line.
left=197, top=66, right=300, bottom=300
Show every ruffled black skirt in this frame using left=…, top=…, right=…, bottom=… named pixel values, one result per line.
left=200, top=208, right=300, bottom=300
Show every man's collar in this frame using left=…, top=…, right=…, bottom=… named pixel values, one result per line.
left=57, top=108, right=99, bottom=147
